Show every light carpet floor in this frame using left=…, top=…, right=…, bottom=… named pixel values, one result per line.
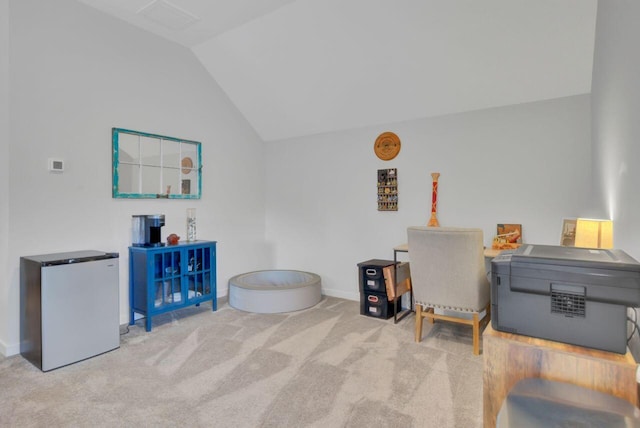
left=0, top=296, right=484, bottom=427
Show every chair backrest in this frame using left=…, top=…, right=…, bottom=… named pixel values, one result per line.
left=407, top=226, right=490, bottom=312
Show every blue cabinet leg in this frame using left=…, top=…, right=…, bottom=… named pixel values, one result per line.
left=146, top=316, right=152, bottom=332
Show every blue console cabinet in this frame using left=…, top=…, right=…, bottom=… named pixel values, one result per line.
left=129, top=240, right=217, bottom=331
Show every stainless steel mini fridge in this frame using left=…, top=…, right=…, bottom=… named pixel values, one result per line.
left=20, top=250, right=120, bottom=371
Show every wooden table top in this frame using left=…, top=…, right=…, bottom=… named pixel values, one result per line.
left=394, top=243, right=502, bottom=259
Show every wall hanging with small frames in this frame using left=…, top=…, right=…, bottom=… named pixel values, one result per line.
left=377, top=168, right=398, bottom=211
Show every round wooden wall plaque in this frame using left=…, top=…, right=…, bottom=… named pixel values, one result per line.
left=181, top=157, right=194, bottom=174
left=374, top=132, right=401, bottom=161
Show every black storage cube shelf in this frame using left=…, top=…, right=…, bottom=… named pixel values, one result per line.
left=357, top=259, right=395, bottom=319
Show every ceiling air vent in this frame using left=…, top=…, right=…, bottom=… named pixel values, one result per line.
left=137, top=0, right=200, bottom=31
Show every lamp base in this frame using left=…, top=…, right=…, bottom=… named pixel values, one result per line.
left=427, top=214, right=439, bottom=227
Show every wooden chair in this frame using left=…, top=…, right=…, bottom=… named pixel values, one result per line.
left=407, top=226, right=491, bottom=355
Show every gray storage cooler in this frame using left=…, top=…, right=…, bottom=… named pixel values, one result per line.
left=497, top=378, right=640, bottom=427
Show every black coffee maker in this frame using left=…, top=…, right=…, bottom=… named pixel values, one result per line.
left=144, top=214, right=165, bottom=247
left=132, top=214, right=165, bottom=247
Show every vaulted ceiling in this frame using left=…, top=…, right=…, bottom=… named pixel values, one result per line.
left=77, top=0, right=598, bottom=141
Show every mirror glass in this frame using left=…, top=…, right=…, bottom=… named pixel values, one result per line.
left=112, top=128, right=201, bottom=199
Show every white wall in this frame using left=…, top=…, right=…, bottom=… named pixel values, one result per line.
left=0, top=0, right=10, bottom=354
left=591, top=1, right=640, bottom=260
left=1, top=0, right=270, bottom=356
left=265, top=95, right=592, bottom=300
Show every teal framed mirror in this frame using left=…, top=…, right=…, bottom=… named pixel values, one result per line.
left=112, top=128, right=201, bottom=199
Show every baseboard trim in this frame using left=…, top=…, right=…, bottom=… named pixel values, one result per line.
left=322, top=288, right=359, bottom=302
left=0, top=338, right=20, bottom=357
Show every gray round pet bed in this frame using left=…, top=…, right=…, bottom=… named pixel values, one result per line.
left=228, top=270, right=322, bottom=313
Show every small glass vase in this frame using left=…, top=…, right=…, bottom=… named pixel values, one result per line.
left=186, top=208, right=196, bottom=242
